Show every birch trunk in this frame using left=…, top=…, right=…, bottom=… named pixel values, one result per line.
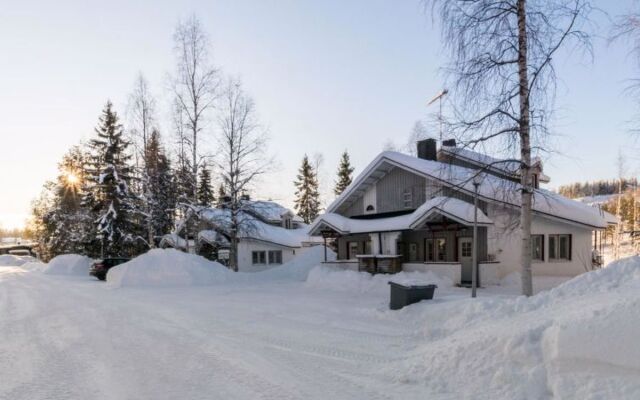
left=518, top=0, right=534, bottom=296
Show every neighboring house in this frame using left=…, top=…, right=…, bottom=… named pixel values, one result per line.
left=309, top=139, right=617, bottom=285
left=160, top=200, right=322, bottom=272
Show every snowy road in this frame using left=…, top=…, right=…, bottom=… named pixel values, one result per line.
left=2, top=260, right=640, bottom=400
left=0, top=267, right=426, bottom=400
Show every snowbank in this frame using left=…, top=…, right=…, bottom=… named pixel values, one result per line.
left=107, top=249, right=229, bottom=288
left=43, top=254, right=94, bottom=275
left=255, top=246, right=336, bottom=282
left=305, top=265, right=452, bottom=294
left=0, top=254, right=31, bottom=267
left=391, top=255, right=640, bottom=398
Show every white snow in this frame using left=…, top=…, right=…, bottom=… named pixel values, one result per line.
left=42, top=254, right=94, bottom=275
left=1, top=250, right=639, bottom=399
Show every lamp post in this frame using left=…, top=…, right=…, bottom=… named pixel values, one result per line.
left=471, top=174, right=483, bottom=298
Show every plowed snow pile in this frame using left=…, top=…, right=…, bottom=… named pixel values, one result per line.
left=107, top=248, right=229, bottom=288
left=42, top=254, right=94, bottom=275
left=390, top=256, right=640, bottom=399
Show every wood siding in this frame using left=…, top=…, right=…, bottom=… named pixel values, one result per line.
left=376, top=167, right=426, bottom=214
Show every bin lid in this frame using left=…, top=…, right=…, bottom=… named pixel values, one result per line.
left=388, top=281, right=438, bottom=289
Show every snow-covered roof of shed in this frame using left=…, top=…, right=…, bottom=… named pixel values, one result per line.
left=310, top=197, right=492, bottom=235
left=327, top=151, right=611, bottom=229
left=195, top=207, right=318, bottom=248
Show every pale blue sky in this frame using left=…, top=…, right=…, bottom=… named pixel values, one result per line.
left=0, top=0, right=637, bottom=229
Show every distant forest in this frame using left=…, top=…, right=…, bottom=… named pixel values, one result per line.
left=557, top=178, right=638, bottom=199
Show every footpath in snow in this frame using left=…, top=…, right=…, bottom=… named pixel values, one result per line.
left=0, top=249, right=639, bottom=399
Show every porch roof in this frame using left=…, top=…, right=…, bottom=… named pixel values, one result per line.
left=309, top=197, right=492, bottom=236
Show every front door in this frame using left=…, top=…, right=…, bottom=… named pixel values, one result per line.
left=459, top=237, right=473, bottom=283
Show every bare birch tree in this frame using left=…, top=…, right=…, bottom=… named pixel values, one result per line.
left=426, top=0, right=592, bottom=295
left=215, top=79, right=271, bottom=271
left=127, top=73, right=157, bottom=247
left=171, top=15, right=220, bottom=204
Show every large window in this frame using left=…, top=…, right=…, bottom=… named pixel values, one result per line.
left=531, top=235, right=544, bottom=261
left=436, top=238, right=447, bottom=261
left=252, top=251, right=266, bottom=265
left=425, top=239, right=434, bottom=261
left=549, top=234, right=571, bottom=261
left=461, top=241, right=472, bottom=258
left=268, top=250, right=282, bottom=264
left=347, top=241, right=359, bottom=259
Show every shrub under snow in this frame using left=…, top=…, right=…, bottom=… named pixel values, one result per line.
left=43, top=254, right=94, bottom=275
left=106, top=249, right=229, bottom=288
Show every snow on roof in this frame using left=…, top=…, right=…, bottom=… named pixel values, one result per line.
left=310, top=197, right=492, bottom=235
left=439, top=145, right=550, bottom=183
left=196, top=207, right=319, bottom=248
left=245, top=201, right=304, bottom=223
left=327, top=151, right=611, bottom=229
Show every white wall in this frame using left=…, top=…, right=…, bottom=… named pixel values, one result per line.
left=487, top=204, right=594, bottom=278
left=237, top=240, right=308, bottom=272
left=403, top=263, right=462, bottom=284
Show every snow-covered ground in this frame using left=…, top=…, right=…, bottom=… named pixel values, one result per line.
left=0, top=250, right=639, bottom=399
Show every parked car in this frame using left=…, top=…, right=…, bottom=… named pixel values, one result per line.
left=90, top=258, right=130, bottom=281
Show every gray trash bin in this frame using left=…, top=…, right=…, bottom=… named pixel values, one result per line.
left=388, top=282, right=437, bottom=310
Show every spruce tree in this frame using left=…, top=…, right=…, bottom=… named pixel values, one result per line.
left=334, top=150, right=354, bottom=196
left=84, top=101, right=138, bottom=257
left=145, top=130, right=176, bottom=239
left=197, top=163, right=215, bottom=207
left=294, top=155, right=320, bottom=224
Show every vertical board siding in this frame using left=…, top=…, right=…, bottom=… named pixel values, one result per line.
left=376, top=167, right=426, bottom=213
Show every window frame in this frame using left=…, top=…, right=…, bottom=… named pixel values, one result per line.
left=347, top=241, right=359, bottom=260
left=548, top=234, right=571, bottom=262
left=425, top=239, right=434, bottom=262
left=531, top=234, right=544, bottom=262
left=403, top=189, right=413, bottom=209
left=252, top=251, right=266, bottom=265
left=268, top=250, right=282, bottom=264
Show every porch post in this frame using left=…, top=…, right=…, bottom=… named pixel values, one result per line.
left=323, top=237, right=327, bottom=262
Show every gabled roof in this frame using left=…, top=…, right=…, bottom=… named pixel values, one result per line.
left=246, top=200, right=304, bottom=224
left=310, top=196, right=492, bottom=235
left=327, top=151, right=611, bottom=229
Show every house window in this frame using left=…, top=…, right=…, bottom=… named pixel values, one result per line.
left=425, top=239, right=434, bottom=261
left=366, top=205, right=375, bottom=212
left=461, top=241, right=472, bottom=258
left=347, top=241, right=359, bottom=259
left=436, top=238, right=446, bottom=261
left=252, top=251, right=266, bottom=265
left=364, top=240, right=372, bottom=254
left=531, top=234, right=544, bottom=261
left=549, top=234, right=571, bottom=261
left=403, top=189, right=413, bottom=208
left=268, top=250, right=282, bottom=264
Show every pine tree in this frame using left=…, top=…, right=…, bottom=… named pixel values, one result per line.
left=294, top=154, right=320, bottom=224
left=197, top=163, right=215, bottom=207
left=84, top=101, right=138, bottom=257
left=334, top=150, right=354, bottom=196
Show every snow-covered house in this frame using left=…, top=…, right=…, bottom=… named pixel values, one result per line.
left=161, top=200, right=322, bottom=272
left=309, top=139, right=617, bottom=285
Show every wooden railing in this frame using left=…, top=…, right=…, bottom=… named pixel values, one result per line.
left=356, top=255, right=403, bottom=274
